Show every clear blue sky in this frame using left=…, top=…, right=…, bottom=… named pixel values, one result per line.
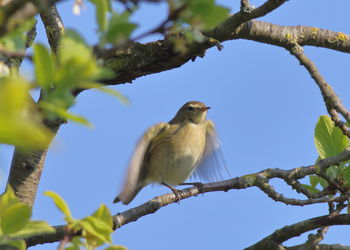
left=1, top=0, right=350, bottom=249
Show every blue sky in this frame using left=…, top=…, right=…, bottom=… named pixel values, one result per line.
left=2, top=0, right=350, bottom=249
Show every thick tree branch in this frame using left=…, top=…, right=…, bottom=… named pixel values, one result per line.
left=207, top=0, right=288, bottom=41
left=25, top=147, right=350, bottom=247
left=40, top=1, right=64, bottom=54
left=6, top=2, right=64, bottom=207
left=95, top=21, right=350, bottom=86
left=233, top=20, right=350, bottom=53
left=246, top=214, right=350, bottom=250
left=91, top=0, right=288, bottom=86
left=287, top=243, right=350, bottom=250
left=298, top=202, right=347, bottom=249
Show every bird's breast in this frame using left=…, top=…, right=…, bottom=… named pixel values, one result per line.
left=146, top=122, right=206, bottom=185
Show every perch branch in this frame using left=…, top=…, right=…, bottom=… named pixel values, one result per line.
left=25, top=147, right=350, bottom=247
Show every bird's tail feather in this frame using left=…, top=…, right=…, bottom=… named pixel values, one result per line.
left=113, top=185, right=144, bottom=205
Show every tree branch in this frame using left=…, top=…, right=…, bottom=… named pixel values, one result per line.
left=207, top=0, right=288, bottom=41
left=6, top=2, right=64, bottom=207
left=94, top=21, right=350, bottom=86
left=246, top=214, right=350, bottom=250
left=40, top=1, right=64, bottom=54
left=89, top=0, right=288, bottom=86
left=233, top=20, right=350, bottom=53
left=287, top=243, right=350, bottom=250
left=25, top=147, right=350, bottom=247
left=287, top=44, right=350, bottom=136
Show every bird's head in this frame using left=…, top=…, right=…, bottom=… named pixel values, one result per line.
left=171, top=101, right=210, bottom=124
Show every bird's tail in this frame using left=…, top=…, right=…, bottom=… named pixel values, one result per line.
left=113, top=185, right=144, bottom=205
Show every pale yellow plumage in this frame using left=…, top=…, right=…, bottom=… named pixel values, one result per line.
left=114, top=101, right=225, bottom=205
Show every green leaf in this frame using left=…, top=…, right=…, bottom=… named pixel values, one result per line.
left=314, top=115, right=349, bottom=159
left=0, top=186, right=19, bottom=214
left=40, top=102, right=92, bottom=127
left=342, top=166, right=350, bottom=186
left=327, top=165, right=345, bottom=179
left=178, top=0, right=229, bottom=30
left=77, top=216, right=112, bottom=246
left=65, top=238, right=82, bottom=250
left=89, top=0, right=111, bottom=31
left=55, top=33, right=100, bottom=87
left=11, top=221, right=55, bottom=238
left=309, top=175, right=319, bottom=187
left=0, top=18, right=35, bottom=51
left=33, top=43, right=54, bottom=87
left=0, top=77, right=53, bottom=149
left=79, top=82, right=129, bottom=105
left=44, top=191, right=73, bottom=223
left=319, top=177, right=329, bottom=188
left=6, top=239, right=26, bottom=250
left=301, top=184, right=320, bottom=194
left=59, top=36, right=92, bottom=67
left=64, top=29, right=88, bottom=45
left=92, top=204, right=113, bottom=228
left=103, top=12, right=137, bottom=45
left=1, top=203, right=31, bottom=234
left=104, top=246, right=127, bottom=250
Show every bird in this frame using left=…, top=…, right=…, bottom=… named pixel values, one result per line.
left=113, top=101, right=227, bottom=205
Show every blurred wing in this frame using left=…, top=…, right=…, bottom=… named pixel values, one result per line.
left=191, top=120, right=230, bottom=182
left=115, top=122, right=168, bottom=204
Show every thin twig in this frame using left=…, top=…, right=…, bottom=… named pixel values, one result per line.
left=0, top=48, right=32, bottom=60
left=317, top=172, right=350, bottom=198
left=133, top=4, right=187, bottom=41
left=255, top=177, right=346, bottom=206
left=305, top=202, right=346, bottom=247
left=240, top=0, right=254, bottom=13
left=288, top=44, right=350, bottom=126
left=57, top=234, right=71, bottom=250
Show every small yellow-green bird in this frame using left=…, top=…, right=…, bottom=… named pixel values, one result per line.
left=113, top=101, right=226, bottom=205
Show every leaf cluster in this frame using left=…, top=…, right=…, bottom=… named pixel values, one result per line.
left=45, top=191, right=124, bottom=250
left=304, top=115, right=350, bottom=193
left=0, top=187, right=54, bottom=250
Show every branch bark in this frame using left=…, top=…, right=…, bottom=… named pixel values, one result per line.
left=246, top=214, right=350, bottom=250
left=233, top=20, right=350, bottom=53
left=94, top=21, right=350, bottom=86
left=24, top=147, right=350, bottom=247
left=6, top=2, right=64, bottom=207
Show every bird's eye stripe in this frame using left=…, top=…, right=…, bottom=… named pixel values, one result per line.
left=187, top=107, right=194, bottom=111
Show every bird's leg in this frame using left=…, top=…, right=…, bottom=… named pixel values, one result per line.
left=161, top=182, right=183, bottom=203
left=179, top=182, right=205, bottom=195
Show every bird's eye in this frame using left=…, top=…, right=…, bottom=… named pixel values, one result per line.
left=187, top=107, right=194, bottom=111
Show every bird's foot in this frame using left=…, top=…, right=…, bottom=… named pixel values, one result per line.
left=180, top=182, right=205, bottom=196
left=161, top=182, right=183, bottom=204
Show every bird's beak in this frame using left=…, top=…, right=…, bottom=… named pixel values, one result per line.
left=201, top=106, right=211, bottom=111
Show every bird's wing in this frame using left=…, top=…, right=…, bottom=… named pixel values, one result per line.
left=114, top=122, right=169, bottom=204
left=191, top=120, right=230, bottom=182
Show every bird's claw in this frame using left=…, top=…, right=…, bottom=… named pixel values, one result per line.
left=162, top=182, right=183, bottom=204
left=180, top=182, right=205, bottom=196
